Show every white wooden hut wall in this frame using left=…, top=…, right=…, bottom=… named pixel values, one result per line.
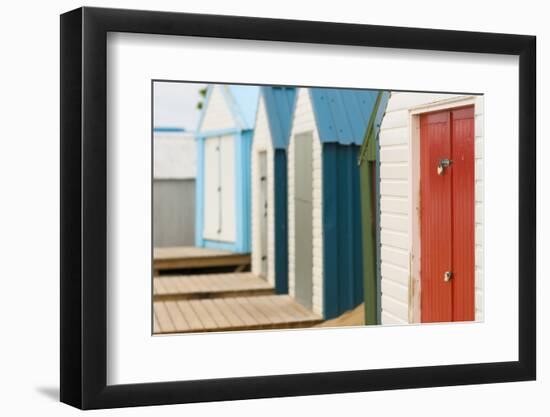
left=251, top=96, right=276, bottom=286
left=203, top=134, right=236, bottom=242
left=287, top=88, right=324, bottom=317
left=200, top=86, right=235, bottom=131
left=200, top=86, right=238, bottom=243
left=378, top=92, right=484, bottom=324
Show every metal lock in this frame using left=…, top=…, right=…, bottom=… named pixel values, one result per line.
left=444, top=271, right=453, bottom=282
left=437, top=158, right=453, bottom=175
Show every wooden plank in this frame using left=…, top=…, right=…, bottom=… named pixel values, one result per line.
left=153, top=295, right=323, bottom=334
left=220, top=297, right=258, bottom=327
left=188, top=300, right=218, bottom=329
left=154, top=246, right=234, bottom=260
left=266, top=296, right=303, bottom=323
left=164, top=301, right=190, bottom=332
left=172, top=276, right=192, bottom=293
left=179, top=275, right=201, bottom=293
left=176, top=300, right=204, bottom=331
left=234, top=297, right=272, bottom=324
left=153, top=311, right=161, bottom=334
left=211, top=273, right=233, bottom=289
left=153, top=272, right=274, bottom=301
left=198, top=273, right=218, bottom=290
left=316, top=303, right=365, bottom=328
left=213, top=273, right=233, bottom=288
left=161, top=277, right=180, bottom=294
left=154, top=302, right=176, bottom=333
left=268, top=295, right=311, bottom=322
left=154, top=255, right=250, bottom=271
left=211, top=298, right=245, bottom=327
left=154, top=278, right=168, bottom=295
left=246, top=296, right=288, bottom=324
left=201, top=299, right=231, bottom=328
left=153, top=246, right=251, bottom=272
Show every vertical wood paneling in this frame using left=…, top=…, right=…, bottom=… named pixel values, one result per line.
left=219, top=135, right=236, bottom=242
left=420, top=110, right=453, bottom=322
left=288, top=89, right=324, bottom=315
left=294, top=132, right=314, bottom=310
left=251, top=97, right=276, bottom=286
left=200, top=86, right=236, bottom=131
left=451, top=107, right=475, bottom=321
left=420, top=106, right=475, bottom=323
left=274, top=150, right=288, bottom=294
left=203, top=137, right=221, bottom=239
left=322, top=144, right=364, bottom=319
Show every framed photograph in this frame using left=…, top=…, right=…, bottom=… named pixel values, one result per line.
left=60, top=6, right=536, bottom=409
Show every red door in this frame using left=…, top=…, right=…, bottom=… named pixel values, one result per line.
left=420, top=106, right=475, bottom=323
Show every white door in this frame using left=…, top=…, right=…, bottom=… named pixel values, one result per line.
left=258, top=151, right=268, bottom=277
left=294, top=132, right=314, bottom=310
left=203, top=135, right=236, bottom=242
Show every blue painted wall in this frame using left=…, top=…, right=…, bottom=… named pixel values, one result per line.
left=322, top=143, right=364, bottom=319
left=194, top=85, right=259, bottom=253
left=274, top=149, right=289, bottom=294
left=262, top=87, right=296, bottom=293
left=234, top=130, right=253, bottom=253
left=195, top=130, right=252, bottom=253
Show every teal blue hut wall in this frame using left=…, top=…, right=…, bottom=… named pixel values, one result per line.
left=308, top=88, right=379, bottom=319
left=263, top=87, right=296, bottom=294
left=274, top=150, right=289, bottom=294
left=322, top=144, right=364, bottom=319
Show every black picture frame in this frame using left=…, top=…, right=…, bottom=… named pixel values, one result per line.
left=60, top=6, right=536, bottom=410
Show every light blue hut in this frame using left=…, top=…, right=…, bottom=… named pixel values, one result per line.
left=250, top=87, right=296, bottom=293
left=195, top=84, right=260, bottom=253
left=287, top=87, right=381, bottom=319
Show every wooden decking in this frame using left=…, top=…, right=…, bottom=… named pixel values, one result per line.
left=154, top=295, right=322, bottom=334
left=153, top=248, right=322, bottom=334
left=153, top=246, right=251, bottom=273
left=154, top=272, right=274, bottom=301
left=316, top=303, right=365, bottom=328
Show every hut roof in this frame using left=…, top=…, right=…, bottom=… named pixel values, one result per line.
left=262, top=87, right=297, bottom=150
left=309, top=88, right=381, bottom=145
left=197, top=84, right=260, bottom=132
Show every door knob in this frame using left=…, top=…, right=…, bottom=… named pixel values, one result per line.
left=444, top=271, right=453, bottom=282
left=437, top=158, right=453, bottom=175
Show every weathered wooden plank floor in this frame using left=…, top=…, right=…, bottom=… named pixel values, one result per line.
left=154, top=272, right=274, bottom=301
left=154, top=246, right=251, bottom=273
left=153, top=295, right=323, bottom=334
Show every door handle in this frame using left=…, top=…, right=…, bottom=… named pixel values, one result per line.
left=437, top=158, right=453, bottom=175
left=444, top=271, right=453, bottom=282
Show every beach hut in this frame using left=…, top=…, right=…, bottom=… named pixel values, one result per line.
left=287, top=87, right=381, bottom=319
left=153, top=127, right=197, bottom=247
left=378, top=92, right=484, bottom=325
left=195, top=84, right=260, bottom=253
left=250, top=87, right=297, bottom=294
left=357, top=91, right=390, bottom=325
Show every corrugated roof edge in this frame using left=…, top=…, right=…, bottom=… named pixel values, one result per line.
left=262, top=86, right=297, bottom=150
left=309, top=88, right=380, bottom=146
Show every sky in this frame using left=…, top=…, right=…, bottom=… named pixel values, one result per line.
left=153, top=81, right=206, bottom=131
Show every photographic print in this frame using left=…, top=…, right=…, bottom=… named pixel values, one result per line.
left=152, top=82, right=484, bottom=334
left=60, top=8, right=535, bottom=408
